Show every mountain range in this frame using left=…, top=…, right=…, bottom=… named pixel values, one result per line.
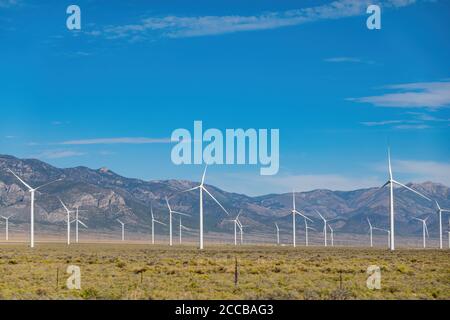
left=0, top=154, right=449, bottom=237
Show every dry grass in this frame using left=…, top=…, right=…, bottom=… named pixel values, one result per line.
left=0, top=244, right=449, bottom=300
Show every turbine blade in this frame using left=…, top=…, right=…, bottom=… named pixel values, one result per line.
left=435, top=201, right=441, bottom=211
left=7, top=169, right=33, bottom=190
left=165, top=197, right=171, bottom=212
left=388, top=148, right=393, bottom=180
left=392, top=180, right=431, bottom=201
left=154, top=220, right=167, bottom=226
left=172, top=211, right=191, bottom=217
left=424, top=223, right=429, bottom=237
left=295, top=210, right=313, bottom=222
left=182, top=186, right=200, bottom=193
left=367, top=218, right=372, bottom=228
left=314, top=209, right=325, bottom=221
left=381, top=181, right=390, bottom=188
left=59, top=198, right=70, bottom=213
left=236, top=209, right=243, bottom=220
left=203, top=187, right=229, bottom=216
left=78, top=221, right=88, bottom=228
left=201, top=166, right=208, bottom=185
left=35, top=178, right=62, bottom=191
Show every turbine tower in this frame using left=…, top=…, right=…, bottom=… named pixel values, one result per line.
left=166, top=197, right=190, bottom=247
left=367, top=218, right=374, bottom=248
left=436, top=201, right=450, bottom=249
left=59, top=199, right=76, bottom=246
left=1, top=216, right=12, bottom=241
left=117, top=219, right=125, bottom=242
left=73, top=207, right=88, bottom=243
left=7, top=169, right=61, bottom=248
left=179, top=218, right=192, bottom=244
left=305, top=222, right=316, bottom=247
left=373, top=227, right=391, bottom=249
left=150, top=205, right=166, bottom=245
left=315, top=210, right=330, bottom=247
left=412, top=216, right=430, bottom=249
left=291, top=192, right=312, bottom=247
left=226, top=210, right=243, bottom=246
left=328, top=224, right=335, bottom=247
left=274, top=223, right=280, bottom=246
left=381, top=149, right=431, bottom=251
left=183, top=166, right=229, bottom=250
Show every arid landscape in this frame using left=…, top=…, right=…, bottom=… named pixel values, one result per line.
left=0, top=243, right=448, bottom=300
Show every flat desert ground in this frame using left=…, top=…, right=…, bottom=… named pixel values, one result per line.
left=0, top=243, right=449, bottom=300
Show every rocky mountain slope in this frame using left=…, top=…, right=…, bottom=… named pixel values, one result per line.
left=0, top=155, right=449, bottom=236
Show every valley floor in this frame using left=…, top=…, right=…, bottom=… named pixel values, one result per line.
left=0, top=244, right=449, bottom=300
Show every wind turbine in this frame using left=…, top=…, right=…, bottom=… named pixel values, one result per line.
left=7, top=168, right=62, bottom=248
left=150, top=205, right=166, bottom=245
left=1, top=216, right=12, bottom=241
left=291, top=192, right=313, bottom=247
left=315, top=210, right=329, bottom=247
left=183, top=166, right=229, bottom=250
left=328, top=224, right=335, bottom=247
left=179, top=217, right=192, bottom=244
left=59, top=199, right=76, bottom=246
left=412, top=216, right=430, bottom=249
left=166, top=197, right=190, bottom=246
left=373, top=227, right=391, bottom=249
left=436, top=201, right=450, bottom=249
left=274, top=223, right=280, bottom=246
left=226, top=210, right=243, bottom=246
left=73, top=207, right=88, bottom=243
left=381, top=149, right=431, bottom=251
left=367, top=218, right=374, bottom=248
left=117, top=219, right=125, bottom=242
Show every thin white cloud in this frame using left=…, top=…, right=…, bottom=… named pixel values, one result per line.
left=325, top=57, right=375, bottom=64
left=0, top=0, right=18, bottom=8
left=209, top=172, right=383, bottom=196
left=60, top=137, right=171, bottom=145
left=376, top=159, right=450, bottom=186
left=350, top=81, right=450, bottom=109
left=89, top=0, right=417, bottom=40
left=35, top=150, right=86, bottom=159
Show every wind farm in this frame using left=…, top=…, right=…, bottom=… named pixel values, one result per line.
left=0, top=152, right=449, bottom=300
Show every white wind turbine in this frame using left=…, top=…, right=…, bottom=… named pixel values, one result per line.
left=1, top=215, right=12, bottom=241
left=179, top=217, right=192, bottom=244
left=59, top=199, right=75, bottom=245
left=315, top=210, right=330, bottom=247
left=7, top=168, right=62, bottom=248
left=291, top=192, right=313, bottom=247
left=367, top=218, right=374, bottom=248
left=373, top=227, right=391, bottom=249
left=117, top=219, right=125, bottom=242
left=381, top=149, right=431, bottom=251
left=436, top=201, right=450, bottom=250
left=305, top=222, right=316, bottom=247
left=226, top=210, right=243, bottom=246
left=166, top=197, right=190, bottom=247
left=328, top=224, right=335, bottom=247
left=73, top=207, right=88, bottom=243
left=412, top=216, right=430, bottom=249
left=183, top=166, right=229, bottom=250
left=150, top=205, right=166, bottom=245
left=274, top=223, right=280, bottom=246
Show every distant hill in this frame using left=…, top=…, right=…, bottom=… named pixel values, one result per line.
left=0, top=154, right=449, bottom=237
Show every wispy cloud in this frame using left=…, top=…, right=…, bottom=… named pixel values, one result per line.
left=324, top=57, right=375, bottom=64
left=350, top=81, right=450, bottom=109
left=376, top=159, right=450, bottom=186
left=0, top=0, right=18, bottom=8
left=60, top=137, right=171, bottom=145
left=209, top=172, right=383, bottom=196
left=360, top=111, right=450, bottom=129
left=35, top=150, right=86, bottom=159
left=88, top=0, right=417, bottom=40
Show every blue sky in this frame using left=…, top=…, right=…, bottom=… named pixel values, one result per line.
left=0, top=0, right=449, bottom=195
